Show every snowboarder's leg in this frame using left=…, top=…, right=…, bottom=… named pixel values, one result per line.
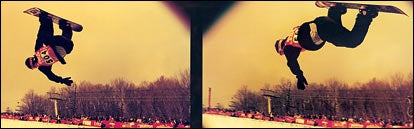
left=313, top=16, right=351, bottom=47
left=313, top=4, right=353, bottom=47
left=297, top=5, right=348, bottom=51
left=328, top=4, right=347, bottom=26
left=37, top=11, right=54, bottom=43
left=315, top=7, right=378, bottom=48
left=343, top=6, right=378, bottom=48
left=35, top=11, right=54, bottom=50
left=59, top=19, right=73, bottom=40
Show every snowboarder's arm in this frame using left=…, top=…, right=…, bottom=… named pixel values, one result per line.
left=38, top=66, right=73, bottom=86
left=284, top=46, right=303, bottom=76
left=285, top=46, right=308, bottom=90
left=38, top=66, right=63, bottom=84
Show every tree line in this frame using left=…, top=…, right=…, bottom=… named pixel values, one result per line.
left=18, top=69, right=190, bottom=122
left=229, top=72, right=413, bottom=121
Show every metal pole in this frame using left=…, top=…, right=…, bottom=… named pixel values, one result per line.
left=287, top=82, right=291, bottom=114
left=54, top=100, right=58, bottom=117
left=267, top=96, right=271, bottom=115
left=208, top=87, right=211, bottom=109
left=408, top=96, right=413, bottom=118
left=73, top=84, right=77, bottom=117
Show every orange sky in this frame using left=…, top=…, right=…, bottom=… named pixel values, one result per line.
left=1, top=1, right=190, bottom=112
left=203, top=1, right=413, bottom=108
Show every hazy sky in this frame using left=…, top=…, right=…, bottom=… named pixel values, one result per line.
left=1, top=1, right=190, bottom=112
left=203, top=1, right=413, bottom=108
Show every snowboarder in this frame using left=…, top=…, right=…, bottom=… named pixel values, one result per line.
left=25, top=11, right=74, bottom=86
left=274, top=4, right=379, bottom=90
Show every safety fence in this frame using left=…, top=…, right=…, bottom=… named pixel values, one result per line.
left=1, top=114, right=190, bottom=128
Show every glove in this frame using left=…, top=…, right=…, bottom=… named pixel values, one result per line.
left=296, top=75, right=308, bottom=90
left=61, top=77, right=73, bottom=86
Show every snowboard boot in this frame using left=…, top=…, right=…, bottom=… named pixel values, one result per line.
left=38, top=11, right=51, bottom=23
left=59, top=19, right=71, bottom=30
left=359, top=5, right=379, bottom=19
left=328, top=4, right=347, bottom=26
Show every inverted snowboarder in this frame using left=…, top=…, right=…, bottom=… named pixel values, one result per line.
left=25, top=11, right=75, bottom=86
left=274, top=4, right=379, bottom=90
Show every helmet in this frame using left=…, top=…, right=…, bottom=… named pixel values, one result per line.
left=275, top=38, right=286, bottom=55
left=25, top=56, right=38, bottom=69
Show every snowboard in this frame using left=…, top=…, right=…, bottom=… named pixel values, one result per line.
left=315, top=1, right=408, bottom=16
left=24, top=7, right=83, bottom=32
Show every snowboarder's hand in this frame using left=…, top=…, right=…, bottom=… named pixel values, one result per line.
left=61, top=77, right=73, bottom=86
left=296, top=75, right=308, bottom=90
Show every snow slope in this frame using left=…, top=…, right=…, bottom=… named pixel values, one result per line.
left=202, top=114, right=324, bottom=128
left=1, top=119, right=98, bottom=128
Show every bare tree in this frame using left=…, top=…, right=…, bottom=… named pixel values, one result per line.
left=229, top=85, right=266, bottom=113
left=20, top=89, right=52, bottom=115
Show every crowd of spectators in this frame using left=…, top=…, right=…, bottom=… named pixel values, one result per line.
left=1, top=112, right=190, bottom=128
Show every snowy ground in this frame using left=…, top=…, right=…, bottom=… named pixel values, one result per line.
left=202, top=114, right=324, bottom=128
left=3, top=115, right=324, bottom=128
left=1, top=119, right=98, bottom=128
